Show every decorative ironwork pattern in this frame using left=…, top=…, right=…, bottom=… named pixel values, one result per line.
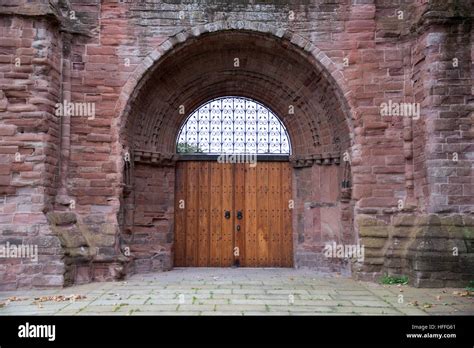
left=177, top=97, right=291, bottom=155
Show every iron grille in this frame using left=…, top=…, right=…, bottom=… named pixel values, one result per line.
left=176, top=97, right=290, bottom=155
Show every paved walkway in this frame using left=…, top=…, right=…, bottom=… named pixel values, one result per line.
left=0, top=268, right=472, bottom=315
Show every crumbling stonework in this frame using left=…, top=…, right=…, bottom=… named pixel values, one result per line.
left=47, top=211, right=127, bottom=285
left=357, top=214, right=474, bottom=287
left=0, top=0, right=472, bottom=289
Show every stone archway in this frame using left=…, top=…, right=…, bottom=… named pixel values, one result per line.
left=118, top=26, right=355, bottom=274
left=1, top=1, right=471, bottom=290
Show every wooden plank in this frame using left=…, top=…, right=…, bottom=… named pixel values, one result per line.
left=198, top=162, right=210, bottom=266
left=256, top=162, right=269, bottom=266
left=209, top=162, right=222, bottom=266
left=174, top=162, right=186, bottom=266
left=234, top=163, right=245, bottom=266
left=221, top=163, right=234, bottom=266
left=185, top=162, right=199, bottom=266
left=268, top=162, right=281, bottom=266
left=244, top=162, right=257, bottom=266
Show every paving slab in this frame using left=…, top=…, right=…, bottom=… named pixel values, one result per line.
left=0, top=268, right=472, bottom=316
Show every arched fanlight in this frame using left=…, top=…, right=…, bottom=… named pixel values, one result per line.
left=176, top=97, right=291, bottom=155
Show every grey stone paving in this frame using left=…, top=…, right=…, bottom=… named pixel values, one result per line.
left=0, top=268, right=472, bottom=316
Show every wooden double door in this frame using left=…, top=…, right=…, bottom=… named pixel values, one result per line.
left=174, top=161, right=293, bottom=267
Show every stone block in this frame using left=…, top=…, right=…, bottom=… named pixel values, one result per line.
left=360, top=237, right=387, bottom=248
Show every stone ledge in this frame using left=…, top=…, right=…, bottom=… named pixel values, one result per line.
left=133, top=150, right=178, bottom=167
left=0, top=2, right=94, bottom=37
left=290, top=152, right=341, bottom=168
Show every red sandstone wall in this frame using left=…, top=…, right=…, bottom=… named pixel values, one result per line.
left=0, top=0, right=472, bottom=288
left=123, top=164, right=174, bottom=273
left=0, top=14, right=65, bottom=289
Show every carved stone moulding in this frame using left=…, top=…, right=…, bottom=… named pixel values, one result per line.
left=133, top=149, right=178, bottom=166
left=290, top=152, right=341, bottom=168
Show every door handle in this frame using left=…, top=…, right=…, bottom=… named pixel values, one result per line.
left=236, top=211, right=243, bottom=220
left=236, top=225, right=241, bottom=232
left=224, top=210, right=231, bottom=219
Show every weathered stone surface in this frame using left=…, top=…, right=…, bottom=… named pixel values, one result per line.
left=355, top=211, right=474, bottom=288
left=46, top=212, right=77, bottom=226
